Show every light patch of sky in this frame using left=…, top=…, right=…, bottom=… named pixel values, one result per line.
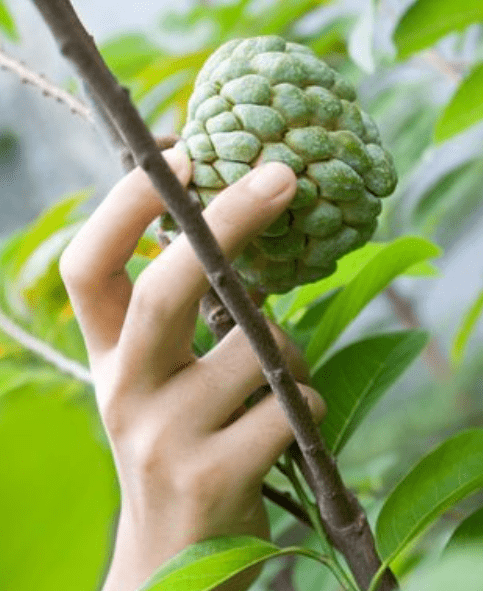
left=72, top=0, right=191, bottom=41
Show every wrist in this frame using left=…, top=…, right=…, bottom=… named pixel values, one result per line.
left=102, top=505, right=265, bottom=591
left=101, top=507, right=182, bottom=591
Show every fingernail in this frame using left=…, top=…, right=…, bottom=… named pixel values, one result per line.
left=247, top=163, right=294, bottom=199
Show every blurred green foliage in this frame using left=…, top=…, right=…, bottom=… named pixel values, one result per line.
left=0, top=129, right=19, bottom=166
left=100, top=0, right=347, bottom=128
left=393, top=0, right=483, bottom=61
left=0, top=0, right=18, bottom=42
left=2, top=0, right=483, bottom=590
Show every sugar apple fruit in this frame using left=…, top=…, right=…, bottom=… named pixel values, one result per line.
left=172, top=35, right=397, bottom=294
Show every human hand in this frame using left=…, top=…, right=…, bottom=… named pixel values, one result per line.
left=59, top=148, right=326, bottom=591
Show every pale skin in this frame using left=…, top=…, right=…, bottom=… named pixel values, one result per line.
left=59, top=148, right=326, bottom=591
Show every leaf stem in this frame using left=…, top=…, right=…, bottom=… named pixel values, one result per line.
left=283, top=452, right=359, bottom=591
left=281, top=545, right=355, bottom=591
left=0, top=308, right=92, bottom=384
left=368, top=561, right=391, bottom=591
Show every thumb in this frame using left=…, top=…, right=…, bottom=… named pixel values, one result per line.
left=202, top=162, right=297, bottom=262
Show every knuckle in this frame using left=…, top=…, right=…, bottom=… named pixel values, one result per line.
left=58, top=247, right=92, bottom=292
left=174, top=457, right=226, bottom=501
left=299, top=383, right=327, bottom=422
left=97, top=383, right=136, bottom=439
left=100, top=396, right=129, bottom=438
left=129, top=274, right=169, bottom=319
left=58, top=248, right=78, bottom=285
left=131, top=408, right=186, bottom=477
left=267, top=321, right=310, bottom=384
left=96, top=374, right=140, bottom=440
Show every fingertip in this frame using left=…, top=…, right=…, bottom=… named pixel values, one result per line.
left=265, top=320, right=310, bottom=384
left=298, top=383, right=327, bottom=424
left=163, top=147, right=193, bottom=187
left=247, top=162, right=297, bottom=203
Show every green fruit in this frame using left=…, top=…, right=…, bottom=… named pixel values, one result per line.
left=171, top=35, right=397, bottom=294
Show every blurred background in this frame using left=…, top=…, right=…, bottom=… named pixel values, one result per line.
left=1, top=1, right=483, bottom=590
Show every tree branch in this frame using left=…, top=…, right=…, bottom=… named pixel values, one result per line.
left=29, top=1, right=397, bottom=587
left=0, top=45, right=94, bottom=123
left=0, top=308, right=92, bottom=384
left=262, top=482, right=313, bottom=530
left=385, top=285, right=450, bottom=380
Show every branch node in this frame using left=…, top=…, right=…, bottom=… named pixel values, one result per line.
left=187, top=189, right=202, bottom=210
left=210, top=270, right=226, bottom=290
left=61, top=39, right=77, bottom=58
left=303, top=441, right=324, bottom=457
left=140, top=153, right=153, bottom=172
left=271, top=367, right=284, bottom=384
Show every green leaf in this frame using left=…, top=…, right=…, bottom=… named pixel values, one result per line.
left=305, top=236, right=441, bottom=370
left=348, top=1, right=375, bottom=73
left=414, top=159, right=483, bottom=247
left=293, top=532, right=339, bottom=591
left=211, top=0, right=254, bottom=38
left=100, top=33, right=164, bottom=80
left=161, top=6, right=210, bottom=34
left=451, top=284, right=483, bottom=368
left=0, top=0, right=19, bottom=41
left=256, top=0, right=328, bottom=36
left=10, top=188, right=93, bottom=278
left=133, top=50, right=209, bottom=100
left=0, top=362, right=62, bottom=396
left=138, top=536, right=318, bottom=591
left=379, top=96, right=439, bottom=178
left=403, top=549, right=483, bottom=591
left=193, top=315, right=216, bottom=357
left=273, top=241, right=438, bottom=324
left=161, top=0, right=252, bottom=42
left=376, top=429, right=483, bottom=563
left=0, top=381, right=118, bottom=589
left=434, top=62, right=483, bottom=142
left=22, top=256, right=69, bottom=317
left=313, top=330, right=429, bottom=455
left=445, top=505, right=483, bottom=552
left=126, top=253, right=152, bottom=283
left=144, top=75, right=193, bottom=127
left=411, top=159, right=481, bottom=228
left=306, top=23, right=350, bottom=58
left=394, top=0, right=483, bottom=60
left=288, top=289, right=342, bottom=350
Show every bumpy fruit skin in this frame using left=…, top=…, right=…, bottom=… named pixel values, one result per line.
left=173, top=35, right=397, bottom=294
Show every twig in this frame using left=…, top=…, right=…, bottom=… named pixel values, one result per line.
left=262, top=482, right=313, bottom=530
left=380, top=0, right=466, bottom=85
left=385, top=285, right=451, bottom=380
left=0, top=45, right=94, bottom=123
left=420, top=49, right=465, bottom=84
left=0, top=308, right=92, bottom=384
left=29, top=1, right=398, bottom=588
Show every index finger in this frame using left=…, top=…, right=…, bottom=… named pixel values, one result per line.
left=115, top=163, right=297, bottom=385
left=59, top=148, right=192, bottom=357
